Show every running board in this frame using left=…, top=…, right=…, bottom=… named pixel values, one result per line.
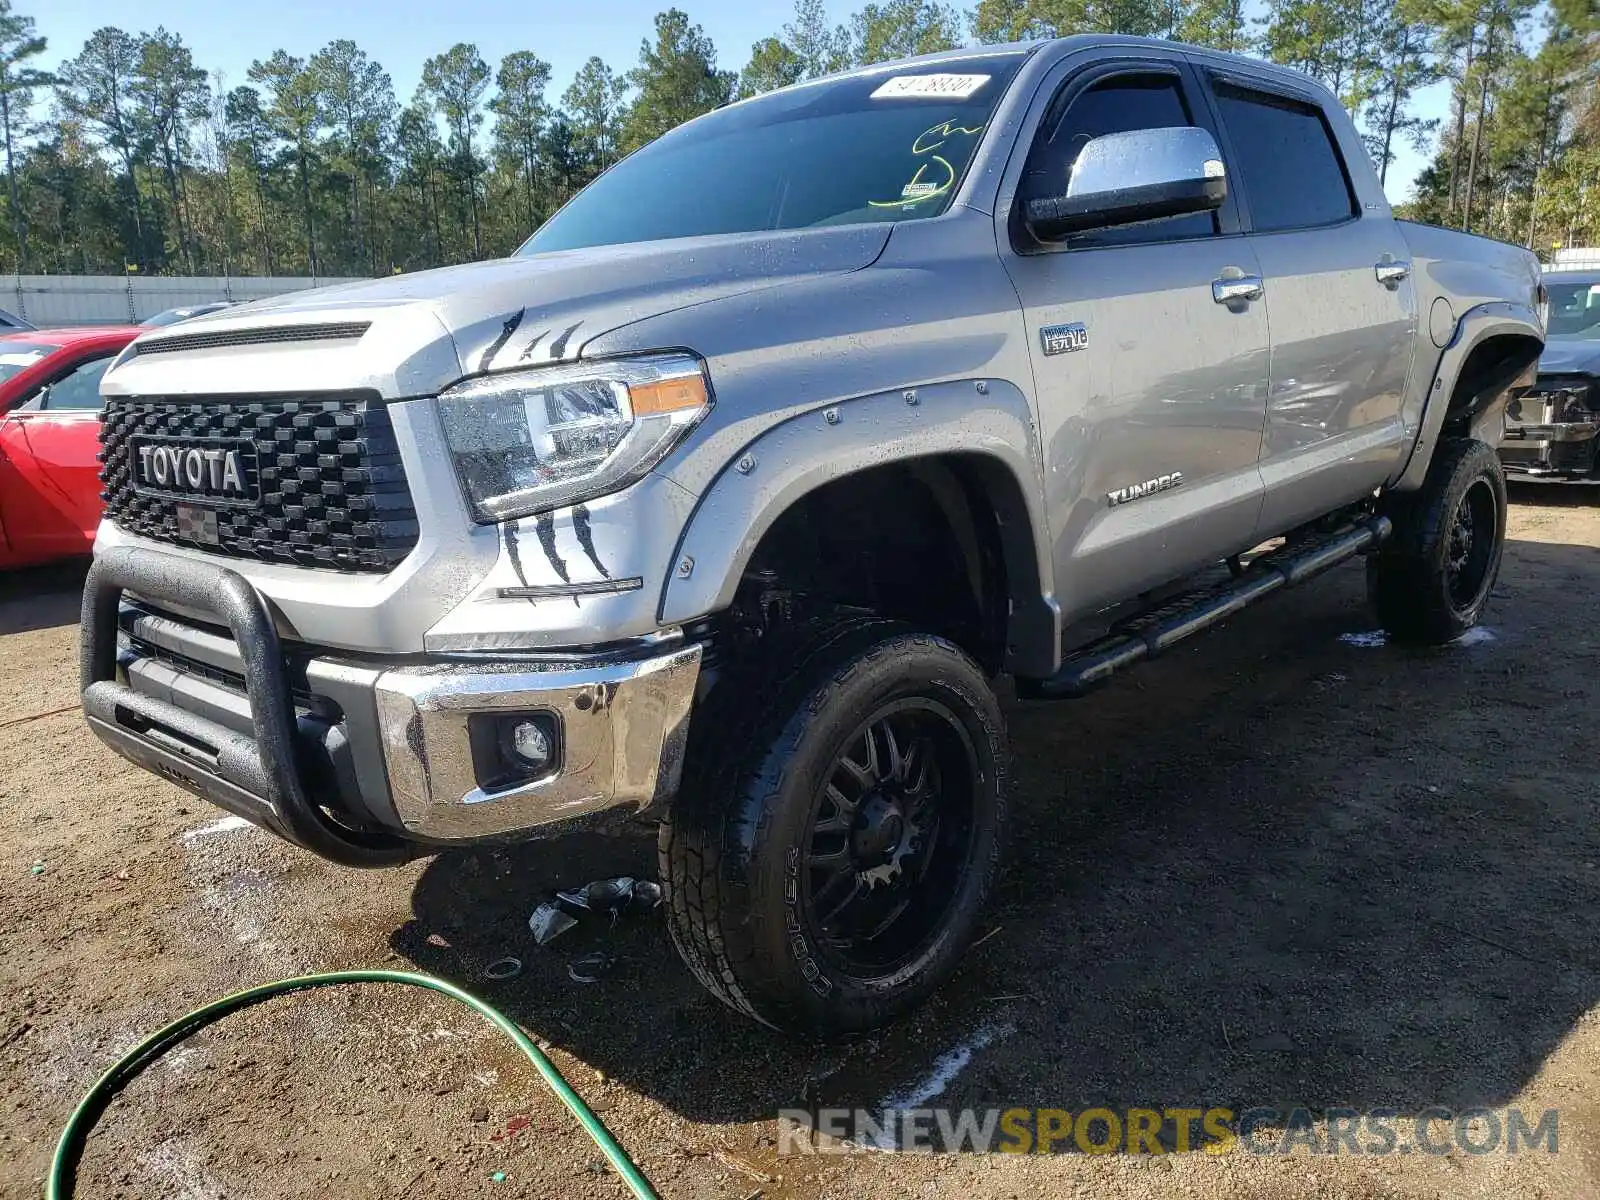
left=1017, top=514, right=1392, bottom=700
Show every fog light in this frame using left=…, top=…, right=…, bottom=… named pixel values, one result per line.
left=468, top=712, right=562, bottom=794
left=510, top=719, right=553, bottom=768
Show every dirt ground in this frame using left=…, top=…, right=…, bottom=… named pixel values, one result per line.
left=2, top=485, right=1598, bottom=1200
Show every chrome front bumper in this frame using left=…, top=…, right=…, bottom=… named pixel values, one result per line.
left=82, top=545, right=702, bottom=865
left=374, top=646, right=702, bottom=841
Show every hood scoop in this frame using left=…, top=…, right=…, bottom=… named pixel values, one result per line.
left=135, top=321, right=371, bottom=356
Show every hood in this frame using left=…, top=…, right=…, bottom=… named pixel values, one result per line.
left=1538, top=338, right=1600, bottom=376
left=105, top=225, right=891, bottom=400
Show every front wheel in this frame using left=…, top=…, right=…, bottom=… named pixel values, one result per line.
left=660, top=620, right=1008, bottom=1038
left=1368, top=437, right=1507, bottom=644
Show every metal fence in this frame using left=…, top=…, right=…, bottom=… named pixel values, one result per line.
left=7, top=274, right=368, bottom=327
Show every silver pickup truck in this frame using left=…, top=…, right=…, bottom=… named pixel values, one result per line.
left=81, top=36, right=1543, bottom=1038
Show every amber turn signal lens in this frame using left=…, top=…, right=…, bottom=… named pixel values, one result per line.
left=630, top=373, right=709, bottom=416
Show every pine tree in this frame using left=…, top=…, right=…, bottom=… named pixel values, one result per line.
left=621, top=10, right=735, bottom=152
left=57, top=27, right=149, bottom=268
left=562, top=57, right=628, bottom=180
left=739, top=37, right=806, bottom=98
left=0, top=0, right=49, bottom=271
left=421, top=43, right=490, bottom=259
left=491, top=51, right=552, bottom=234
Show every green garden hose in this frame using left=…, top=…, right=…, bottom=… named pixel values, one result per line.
left=47, top=969, right=660, bottom=1200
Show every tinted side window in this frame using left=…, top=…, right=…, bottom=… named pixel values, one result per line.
left=42, top=356, right=113, bottom=411
left=1213, top=85, right=1355, bottom=232
left=1022, top=73, right=1215, bottom=244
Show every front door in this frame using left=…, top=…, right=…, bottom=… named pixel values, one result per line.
left=997, top=54, right=1270, bottom=624
left=0, top=352, right=113, bottom=563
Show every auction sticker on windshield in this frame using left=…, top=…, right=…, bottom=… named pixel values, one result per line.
left=871, top=74, right=990, bottom=100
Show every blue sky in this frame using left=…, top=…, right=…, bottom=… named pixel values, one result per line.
left=38, top=0, right=1443, bottom=204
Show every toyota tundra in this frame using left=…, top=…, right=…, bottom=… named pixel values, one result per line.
left=81, top=37, right=1543, bottom=1037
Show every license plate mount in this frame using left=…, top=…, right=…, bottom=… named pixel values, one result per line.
left=174, top=503, right=221, bottom=546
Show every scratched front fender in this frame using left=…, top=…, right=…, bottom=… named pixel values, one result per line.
left=421, top=472, right=700, bottom=653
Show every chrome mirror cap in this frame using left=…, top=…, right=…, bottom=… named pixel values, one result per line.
left=1025, top=126, right=1227, bottom=241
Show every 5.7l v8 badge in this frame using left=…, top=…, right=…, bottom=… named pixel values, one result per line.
left=1040, top=322, right=1088, bottom=356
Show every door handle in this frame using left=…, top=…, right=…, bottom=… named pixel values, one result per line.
left=1212, top=275, right=1264, bottom=305
left=1375, top=259, right=1411, bottom=286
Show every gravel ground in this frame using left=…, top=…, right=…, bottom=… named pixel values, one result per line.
left=2, top=486, right=1598, bottom=1200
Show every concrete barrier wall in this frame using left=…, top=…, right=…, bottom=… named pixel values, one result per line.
left=7, top=275, right=368, bottom=327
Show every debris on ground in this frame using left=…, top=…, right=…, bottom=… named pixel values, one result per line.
left=713, top=1147, right=774, bottom=1183
left=490, top=1114, right=536, bottom=1142
left=28, top=860, right=45, bottom=876
left=528, top=902, right=578, bottom=945
left=1338, top=630, right=1389, bottom=648
left=555, top=876, right=662, bottom=922
left=482, top=956, right=522, bottom=981
left=567, top=951, right=615, bottom=984
left=529, top=876, right=664, bottom=949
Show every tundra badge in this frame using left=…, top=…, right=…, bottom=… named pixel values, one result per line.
left=1107, top=471, right=1184, bottom=507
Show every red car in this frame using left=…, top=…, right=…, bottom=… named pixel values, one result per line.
left=0, top=327, right=141, bottom=568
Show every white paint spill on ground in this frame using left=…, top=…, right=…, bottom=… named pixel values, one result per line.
left=1453, top=625, right=1497, bottom=646
left=138, top=1139, right=227, bottom=1200
left=156, top=1044, right=201, bottom=1075
left=28, top=1003, right=176, bottom=1097
left=181, top=814, right=253, bottom=841
left=859, top=1021, right=1017, bottom=1149
left=199, top=869, right=274, bottom=945
left=1338, top=630, right=1389, bottom=648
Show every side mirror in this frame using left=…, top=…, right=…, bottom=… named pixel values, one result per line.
left=1024, top=126, right=1227, bottom=242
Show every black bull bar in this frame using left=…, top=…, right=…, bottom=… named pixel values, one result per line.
left=79, top=546, right=411, bottom=867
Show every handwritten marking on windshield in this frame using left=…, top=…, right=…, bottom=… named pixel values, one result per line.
left=912, top=120, right=984, bottom=155
left=869, top=118, right=986, bottom=210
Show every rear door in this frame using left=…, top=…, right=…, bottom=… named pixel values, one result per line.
left=1198, top=70, right=1419, bottom=534
left=996, top=50, right=1271, bottom=624
left=0, top=350, right=115, bottom=561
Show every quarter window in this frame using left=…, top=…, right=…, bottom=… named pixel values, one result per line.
left=1021, top=73, right=1217, bottom=245
left=1213, top=85, right=1356, bottom=232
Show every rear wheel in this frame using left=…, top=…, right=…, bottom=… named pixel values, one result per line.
left=1368, top=437, right=1507, bottom=644
left=660, top=618, right=1007, bottom=1038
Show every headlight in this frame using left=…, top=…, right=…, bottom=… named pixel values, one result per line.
left=437, top=352, right=711, bottom=522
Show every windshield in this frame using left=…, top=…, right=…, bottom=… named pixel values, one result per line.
left=1544, top=278, right=1600, bottom=339
left=0, top=341, right=57, bottom=384
left=521, top=54, right=1026, bottom=254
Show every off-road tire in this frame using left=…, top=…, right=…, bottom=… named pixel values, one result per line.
left=1368, top=437, right=1507, bottom=644
left=660, top=616, right=1008, bottom=1039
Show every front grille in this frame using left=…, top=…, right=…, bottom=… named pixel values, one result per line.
left=100, top=392, right=420, bottom=573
